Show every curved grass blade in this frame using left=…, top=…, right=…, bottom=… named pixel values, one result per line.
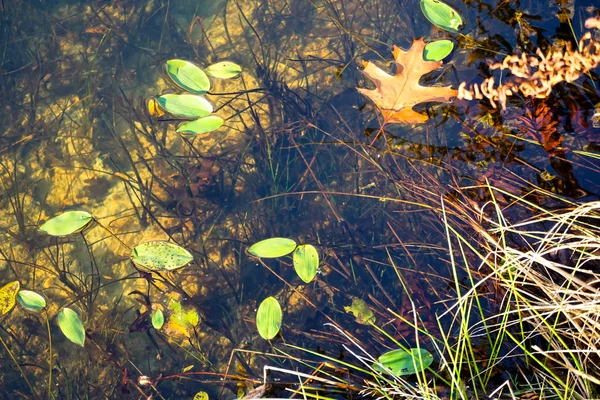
left=166, top=59, right=210, bottom=94
left=17, top=290, right=46, bottom=311
left=57, top=308, right=85, bottom=347
left=256, top=296, right=282, bottom=340
left=374, top=348, right=433, bottom=376
left=248, top=238, right=297, bottom=258
left=423, top=39, right=454, bottom=61
left=177, top=115, right=224, bottom=135
left=0, top=281, right=20, bottom=315
left=151, top=309, right=164, bottom=330
left=39, top=210, right=93, bottom=236
left=131, top=241, right=194, bottom=271
left=156, top=94, right=213, bottom=119
left=293, top=244, right=319, bottom=283
left=204, top=61, right=242, bottom=79
left=420, top=0, right=463, bottom=33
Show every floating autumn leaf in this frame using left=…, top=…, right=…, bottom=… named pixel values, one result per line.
left=358, top=38, right=457, bottom=124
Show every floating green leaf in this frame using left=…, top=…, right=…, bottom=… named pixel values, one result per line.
left=156, top=94, right=213, bottom=119
left=39, top=211, right=93, bottom=236
left=165, top=59, right=210, bottom=94
left=176, top=115, right=224, bottom=135
left=256, top=296, right=282, bottom=340
left=131, top=241, right=193, bottom=271
left=423, top=39, right=455, bottom=61
left=17, top=290, right=46, bottom=311
left=0, top=281, right=20, bottom=315
left=248, top=238, right=297, bottom=258
left=344, top=297, right=375, bottom=325
left=204, top=61, right=242, bottom=79
left=193, top=391, right=209, bottom=400
left=420, top=0, right=463, bottom=33
left=151, top=309, right=164, bottom=330
left=57, top=308, right=85, bottom=347
left=293, top=244, right=319, bottom=283
left=374, top=348, right=433, bottom=376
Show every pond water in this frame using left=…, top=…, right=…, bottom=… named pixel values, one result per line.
left=0, top=0, right=599, bottom=398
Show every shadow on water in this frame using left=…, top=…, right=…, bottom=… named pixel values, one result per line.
left=0, top=0, right=599, bottom=398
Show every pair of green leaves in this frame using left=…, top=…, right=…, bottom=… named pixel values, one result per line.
left=419, top=0, right=464, bottom=62
left=248, top=238, right=319, bottom=284
left=149, top=59, right=242, bottom=135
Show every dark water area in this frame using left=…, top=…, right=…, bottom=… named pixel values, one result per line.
left=0, top=0, right=599, bottom=398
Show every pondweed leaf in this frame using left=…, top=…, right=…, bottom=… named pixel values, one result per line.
left=193, top=391, right=209, bottom=400
left=204, top=61, right=242, bottom=79
left=344, top=297, right=375, bottom=325
left=165, top=59, right=210, bottom=94
left=165, top=303, right=199, bottom=338
left=423, top=39, right=455, bottom=61
left=177, top=115, right=224, bottom=135
left=57, top=308, right=85, bottom=347
left=151, top=309, right=164, bottom=330
left=420, top=0, right=463, bottom=33
left=156, top=94, right=213, bottom=119
left=0, top=281, right=20, bottom=315
left=256, top=296, right=282, bottom=340
left=131, top=241, right=193, bottom=271
left=39, top=210, right=93, bottom=236
left=248, top=238, right=297, bottom=258
left=17, top=290, right=46, bottom=311
left=146, top=97, right=165, bottom=118
left=374, top=348, right=433, bottom=376
left=293, top=244, right=319, bottom=283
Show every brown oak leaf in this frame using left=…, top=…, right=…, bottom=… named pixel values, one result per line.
left=358, top=38, right=457, bottom=124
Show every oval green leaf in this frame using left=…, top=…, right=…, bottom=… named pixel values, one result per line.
left=423, top=39, right=455, bottom=61
left=293, top=244, right=319, bottom=283
left=248, top=238, right=297, bottom=258
left=156, top=94, right=213, bottom=119
left=176, top=115, right=224, bottom=135
left=256, top=296, right=282, bottom=340
left=57, top=308, right=85, bottom=347
left=204, top=61, right=242, bottom=79
left=151, top=309, right=164, bottom=330
left=0, top=281, right=20, bottom=316
left=420, top=0, right=463, bottom=33
left=166, top=59, right=210, bottom=94
left=374, top=348, right=433, bottom=376
left=131, top=241, right=194, bottom=271
left=17, top=290, right=46, bottom=311
left=39, top=211, right=93, bottom=236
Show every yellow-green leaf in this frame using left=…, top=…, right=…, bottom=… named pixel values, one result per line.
left=0, top=281, right=20, bottom=315
left=17, top=290, right=46, bottom=311
left=156, top=94, right=213, bottom=119
left=151, top=309, right=164, bottom=330
left=293, top=244, right=319, bottom=283
left=256, top=296, right=282, bottom=340
left=166, top=59, right=210, bottom=94
left=131, top=241, right=193, bottom=271
left=423, top=39, right=455, bottom=61
left=420, top=0, right=463, bottom=33
left=192, top=391, right=209, bottom=400
left=248, top=238, right=297, bottom=258
left=57, top=308, right=85, bottom=347
left=204, top=61, right=242, bottom=79
left=176, top=115, right=224, bottom=135
left=39, top=211, right=93, bottom=236
left=374, top=348, right=433, bottom=376
left=344, top=297, right=375, bottom=325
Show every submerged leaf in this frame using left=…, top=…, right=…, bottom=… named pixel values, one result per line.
left=423, top=39, right=455, bottom=61
left=165, top=59, right=210, bottom=94
left=256, top=297, right=282, bottom=340
left=0, top=281, right=20, bottom=315
left=131, top=241, right=193, bottom=271
left=293, top=244, right=319, bottom=283
left=193, top=391, right=209, bottom=400
left=248, top=238, right=297, bottom=258
left=39, top=211, right=93, bottom=236
left=151, top=309, right=164, bottom=330
left=204, top=61, right=242, bottom=79
left=344, top=297, right=375, bottom=325
left=374, top=348, right=433, bottom=376
left=17, top=290, right=46, bottom=311
left=57, top=308, right=85, bottom=347
left=177, top=115, right=224, bottom=135
left=420, top=0, right=463, bottom=33
left=146, top=97, right=165, bottom=118
left=156, top=94, right=213, bottom=119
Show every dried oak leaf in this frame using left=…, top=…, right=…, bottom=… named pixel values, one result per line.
left=358, top=38, right=457, bottom=124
